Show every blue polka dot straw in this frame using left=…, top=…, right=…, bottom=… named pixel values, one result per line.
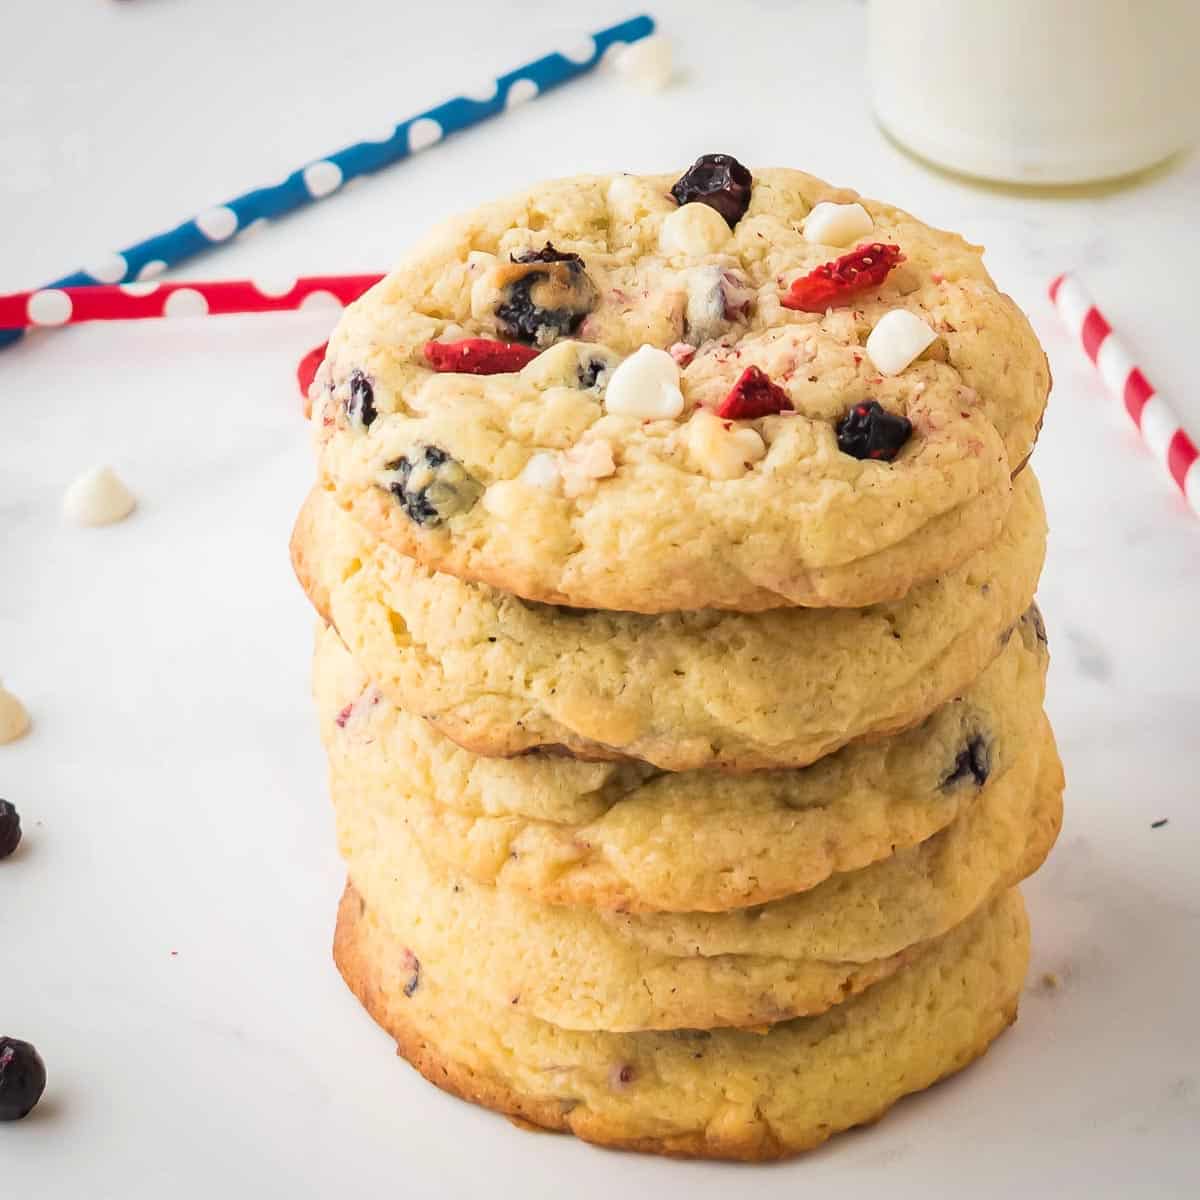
left=0, top=13, right=655, bottom=351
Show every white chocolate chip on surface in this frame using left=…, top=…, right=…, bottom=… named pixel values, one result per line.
left=611, top=34, right=674, bottom=92
left=684, top=409, right=767, bottom=480
left=481, top=479, right=524, bottom=520
left=470, top=270, right=502, bottom=321
left=62, top=465, right=136, bottom=526
left=803, top=201, right=874, bottom=246
left=521, top=339, right=619, bottom=393
left=865, top=309, right=938, bottom=376
left=519, top=451, right=562, bottom=491
left=561, top=439, right=617, bottom=498
left=658, top=203, right=731, bottom=258
left=0, top=681, right=30, bottom=745
left=604, top=345, right=686, bottom=419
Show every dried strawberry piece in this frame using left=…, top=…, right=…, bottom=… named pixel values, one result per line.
left=781, top=243, right=904, bottom=312
left=423, top=338, right=541, bottom=374
left=715, top=366, right=792, bottom=419
left=297, top=341, right=328, bottom=401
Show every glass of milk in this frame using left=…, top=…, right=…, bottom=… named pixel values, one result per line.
left=867, top=0, right=1200, bottom=185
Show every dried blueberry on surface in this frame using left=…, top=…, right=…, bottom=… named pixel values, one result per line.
left=578, top=356, right=612, bottom=391
left=1027, top=605, right=1048, bottom=646
left=494, top=246, right=598, bottom=346
left=382, top=446, right=482, bottom=527
left=511, top=243, right=582, bottom=266
left=346, top=370, right=377, bottom=428
left=0, top=1038, right=46, bottom=1121
left=401, top=949, right=421, bottom=998
left=942, top=735, right=992, bottom=790
left=670, top=154, right=753, bottom=227
left=0, top=799, right=20, bottom=859
left=835, top=400, right=912, bottom=462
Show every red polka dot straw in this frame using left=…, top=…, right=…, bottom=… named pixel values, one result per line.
left=0, top=275, right=384, bottom=329
left=1050, top=273, right=1199, bottom=516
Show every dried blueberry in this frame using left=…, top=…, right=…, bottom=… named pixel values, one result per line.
left=382, top=445, right=482, bottom=527
left=0, top=799, right=20, bottom=859
left=835, top=400, right=912, bottom=462
left=345, top=370, right=376, bottom=428
left=494, top=245, right=598, bottom=346
left=578, top=357, right=610, bottom=391
left=0, top=1038, right=46, bottom=1121
left=942, top=735, right=991, bottom=790
left=670, top=154, right=753, bottom=227
left=1028, top=605, right=1048, bottom=646
left=400, top=949, right=421, bottom=998
left=511, top=242, right=581, bottom=266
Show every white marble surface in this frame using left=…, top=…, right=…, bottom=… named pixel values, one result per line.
left=2, top=1, right=1198, bottom=1195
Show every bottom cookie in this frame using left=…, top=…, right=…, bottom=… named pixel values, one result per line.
left=334, top=885, right=1030, bottom=1162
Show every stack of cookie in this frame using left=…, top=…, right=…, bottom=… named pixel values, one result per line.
left=292, top=159, right=1060, bottom=1161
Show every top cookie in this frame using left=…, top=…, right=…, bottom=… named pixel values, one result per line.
left=312, top=160, right=1049, bottom=613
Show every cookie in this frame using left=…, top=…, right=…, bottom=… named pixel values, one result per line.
left=310, top=164, right=1049, bottom=613
left=332, top=730, right=1059, bottom=1032
left=291, top=468, right=1045, bottom=771
left=314, top=610, right=1049, bottom=912
left=333, top=884, right=1031, bottom=1160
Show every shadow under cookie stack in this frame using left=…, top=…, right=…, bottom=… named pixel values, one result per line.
left=292, top=157, right=1062, bottom=1162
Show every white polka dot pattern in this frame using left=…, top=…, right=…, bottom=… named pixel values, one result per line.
left=253, top=276, right=298, bottom=298
left=506, top=78, right=538, bottom=107
left=299, top=290, right=343, bottom=312
left=407, top=118, right=443, bottom=152
left=162, top=288, right=209, bottom=318
left=303, top=161, right=343, bottom=198
left=462, top=79, right=499, bottom=102
left=27, top=290, right=73, bottom=326
left=196, top=206, right=238, bottom=241
left=560, top=37, right=597, bottom=64
left=86, top=252, right=128, bottom=284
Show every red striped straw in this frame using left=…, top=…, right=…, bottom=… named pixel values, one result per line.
left=0, top=275, right=384, bottom=329
left=1049, top=273, right=1199, bottom=516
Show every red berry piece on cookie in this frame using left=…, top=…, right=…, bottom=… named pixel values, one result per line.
left=716, top=366, right=792, bottom=420
left=781, top=243, right=904, bottom=312
left=423, top=338, right=542, bottom=375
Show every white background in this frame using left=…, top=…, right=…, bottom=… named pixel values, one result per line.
left=2, top=1, right=1198, bottom=1195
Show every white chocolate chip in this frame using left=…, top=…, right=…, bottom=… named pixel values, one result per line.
left=865, top=309, right=937, bottom=376
left=520, top=339, right=619, bottom=393
left=519, top=452, right=562, bottom=491
left=683, top=266, right=754, bottom=345
left=803, top=201, right=874, bottom=246
left=481, top=479, right=524, bottom=520
left=604, top=346, right=685, bottom=419
left=561, top=440, right=616, bottom=498
left=611, top=34, right=674, bottom=92
left=63, top=465, right=136, bottom=526
left=0, top=681, right=30, bottom=745
left=607, top=174, right=640, bottom=210
left=470, top=270, right=501, bottom=321
left=684, top=266, right=727, bottom=344
left=658, top=203, right=730, bottom=258
left=684, top=409, right=766, bottom=480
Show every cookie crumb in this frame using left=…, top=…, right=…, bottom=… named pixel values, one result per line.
left=1040, top=971, right=1061, bottom=991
